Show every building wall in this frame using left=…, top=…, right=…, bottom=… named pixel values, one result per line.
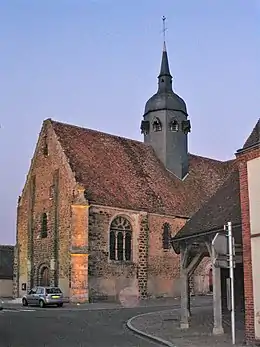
left=88, top=206, right=140, bottom=301
left=14, top=121, right=76, bottom=298
left=238, top=145, right=260, bottom=343
left=147, top=214, right=186, bottom=297
left=247, top=156, right=260, bottom=339
left=0, top=279, right=13, bottom=297
left=88, top=206, right=208, bottom=301
left=192, top=257, right=212, bottom=294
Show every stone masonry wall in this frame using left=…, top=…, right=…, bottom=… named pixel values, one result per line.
left=88, top=206, right=139, bottom=302
left=147, top=214, right=187, bottom=298
left=14, top=120, right=77, bottom=298
left=237, top=146, right=260, bottom=343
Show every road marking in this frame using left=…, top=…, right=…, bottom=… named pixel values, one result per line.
left=3, top=309, right=36, bottom=312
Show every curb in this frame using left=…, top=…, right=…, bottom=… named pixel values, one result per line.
left=126, top=304, right=213, bottom=347
left=126, top=309, right=178, bottom=347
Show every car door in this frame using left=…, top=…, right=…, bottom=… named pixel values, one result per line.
left=35, top=287, right=44, bottom=304
left=27, top=288, right=36, bottom=305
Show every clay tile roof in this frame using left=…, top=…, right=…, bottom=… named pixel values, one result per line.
left=242, top=118, right=260, bottom=149
left=172, top=167, right=241, bottom=241
left=50, top=120, right=234, bottom=217
left=0, top=245, right=14, bottom=280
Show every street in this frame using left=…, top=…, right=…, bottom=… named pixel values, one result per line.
left=0, top=305, right=167, bottom=347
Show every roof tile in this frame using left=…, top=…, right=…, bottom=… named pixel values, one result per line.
left=172, top=167, right=241, bottom=241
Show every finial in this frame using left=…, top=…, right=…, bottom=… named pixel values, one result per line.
left=162, top=16, right=167, bottom=49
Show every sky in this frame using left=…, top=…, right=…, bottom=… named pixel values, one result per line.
left=0, top=0, right=259, bottom=245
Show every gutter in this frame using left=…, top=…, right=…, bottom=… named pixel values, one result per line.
left=171, top=223, right=242, bottom=244
left=236, top=141, right=260, bottom=155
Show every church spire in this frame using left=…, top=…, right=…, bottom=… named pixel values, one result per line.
left=158, top=16, right=172, bottom=92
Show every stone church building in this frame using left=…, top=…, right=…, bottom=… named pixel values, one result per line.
left=14, top=42, right=234, bottom=302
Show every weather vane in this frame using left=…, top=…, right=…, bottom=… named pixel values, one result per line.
left=162, top=16, right=167, bottom=42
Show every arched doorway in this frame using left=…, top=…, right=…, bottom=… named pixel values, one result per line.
left=39, top=266, right=50, bottom=287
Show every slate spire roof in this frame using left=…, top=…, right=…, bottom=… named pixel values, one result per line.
left=159, top=41, right=172, bottom=79
left=49, top=119, right=233, bottom=217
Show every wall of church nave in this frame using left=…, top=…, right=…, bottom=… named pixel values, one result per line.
left=15, top=121, right=76, bottom=294
left=88, top=206, right=140, bottom=301
left=89, top=276, right=138, bottom=302
left=147, top=214, right=186, bottom=298
left=192, top=257, right=212, bottom=294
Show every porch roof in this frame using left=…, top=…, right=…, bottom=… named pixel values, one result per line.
left=171, top=168, right=241, bottom=246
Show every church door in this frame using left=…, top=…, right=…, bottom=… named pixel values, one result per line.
left=40, top=267, right=50, bottom=287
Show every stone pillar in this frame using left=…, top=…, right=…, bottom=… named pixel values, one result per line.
left=138, top=213, right=149, bottom=299
left=212, top=264, right=224, bottom=335
left=70, top=187, right=89, bottom=303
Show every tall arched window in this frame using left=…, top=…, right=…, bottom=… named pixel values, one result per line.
left=109, top=216, right=132, bottom=261
left=162, top=223, right=171, bottom=250
left=41, top=213, right=48, bottom=238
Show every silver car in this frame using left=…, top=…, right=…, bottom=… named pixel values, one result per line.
left=22, top=286, right=67, bottom=308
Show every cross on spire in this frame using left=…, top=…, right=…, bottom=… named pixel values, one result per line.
left=162, top=16, right=167, bottom=43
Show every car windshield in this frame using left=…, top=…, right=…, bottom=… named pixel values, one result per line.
left=46, top=288, right=62, bottom=294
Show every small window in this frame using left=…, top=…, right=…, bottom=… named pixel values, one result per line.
left=153, top=118, right=162, bottom=132
left=162, top=223, right=171, bottom=250
left=169, top=120, right=179, bottom=132
left=43, top=135, right=48, bottom=156
left=41, top=213, right=48, bottom=238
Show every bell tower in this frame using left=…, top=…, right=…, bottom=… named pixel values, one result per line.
left=140, top=17, right=191, bottom=180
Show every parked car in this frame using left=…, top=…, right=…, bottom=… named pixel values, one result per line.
left=22, top=286, right=68, bottom=308
left=0, top=299, right=3, bottom=310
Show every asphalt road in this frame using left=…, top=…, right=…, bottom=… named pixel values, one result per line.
left=0, top=305, right=168, bottom=347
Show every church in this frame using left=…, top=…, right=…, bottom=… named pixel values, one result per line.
left=13, top=41, right=234, bottom=303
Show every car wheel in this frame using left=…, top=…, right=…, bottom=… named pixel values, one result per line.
left=22, top=298, right=28, bottom=307
left=57, top=303, right=63, bottom=307
left=39, top=300, right=45, bottom=308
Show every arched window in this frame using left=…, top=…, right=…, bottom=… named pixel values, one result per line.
left=162, top=223, right=171, bottom=250
left=169, top=119, right=179, bottom=132
left=109, top=216, right=132, bottom=261
left=152, top=118, right=162, bottom=132
left=41, top=213, right=48, bottom=238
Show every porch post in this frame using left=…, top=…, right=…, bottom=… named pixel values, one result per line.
left=212, top=248, right=224, bottom=335
left=180, top=271, right=189, bottom=329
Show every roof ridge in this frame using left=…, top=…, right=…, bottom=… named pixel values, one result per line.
left=49, top=119, right=151, bottom=147
left=50, top=119, right=234, bottom=165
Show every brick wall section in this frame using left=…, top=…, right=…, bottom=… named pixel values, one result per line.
left=237, top=146, right=260, bottom=343
left=14, top=120, right=77, bottom=297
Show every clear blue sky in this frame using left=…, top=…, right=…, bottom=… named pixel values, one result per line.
left=0, top=1, right=259, bottom=244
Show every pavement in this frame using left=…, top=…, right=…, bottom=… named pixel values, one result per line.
left=0, top=295, right=246, bottom=347
left=127, top=303, right=246, bottom=347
